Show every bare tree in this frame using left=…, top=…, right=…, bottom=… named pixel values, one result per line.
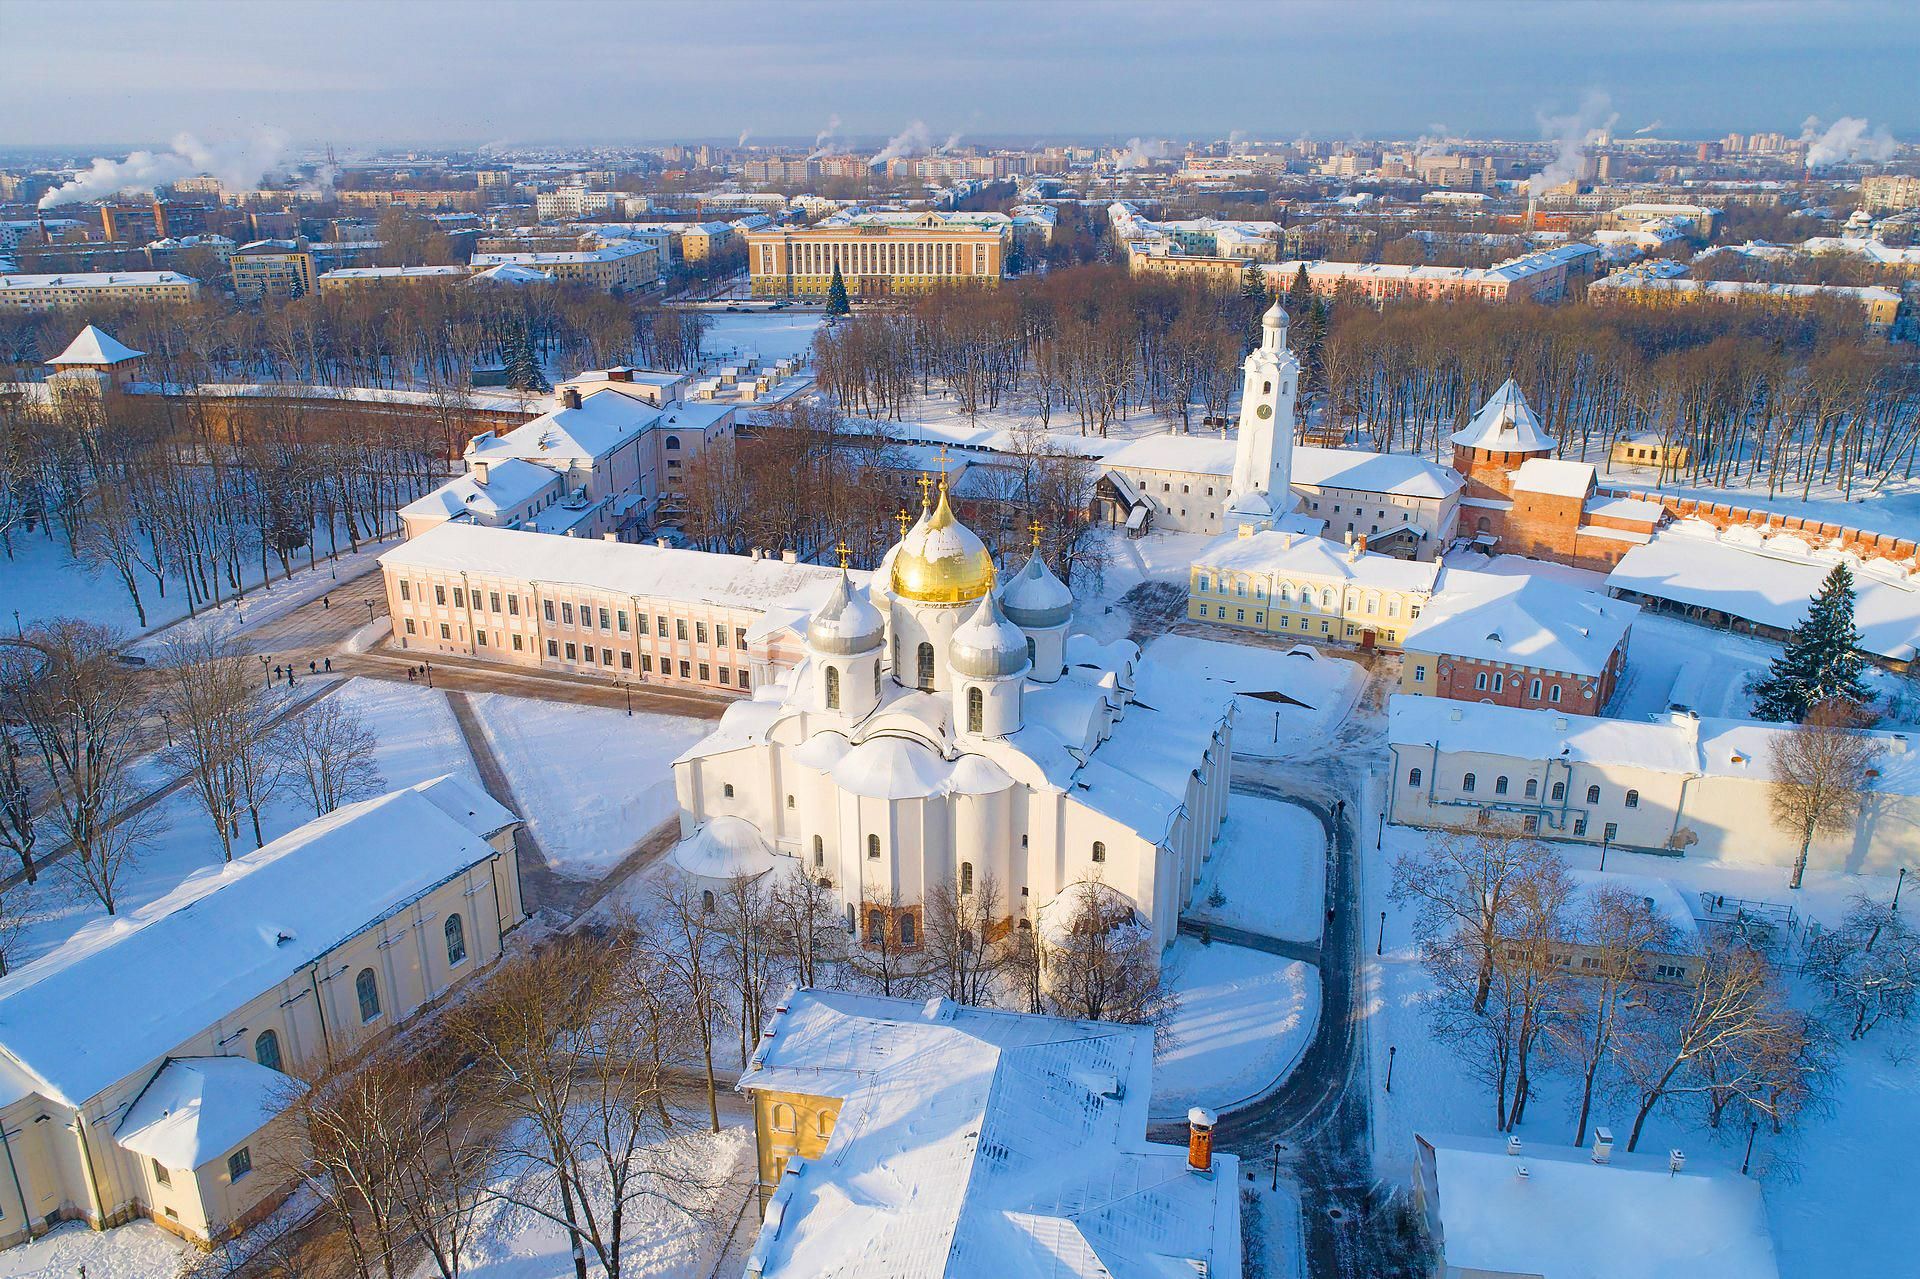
left=645, top=878, right=728, bottom=1132
left=767, top=864, right=839, bottom=990
left=280, top=696, right=382, bottom=816
left=1548, top=885, right=1679, bottom=1146
left=845, top=889, right=925, bottom=1000
left=714, top=871, right=778, bottom=1068
left=0, top=723, right=37, bottom=883
left=1393, top=828, right=1560, bottom=1013
left=157, top=632, right=284, bottom=860
left=1769, top=698, right=1881, bottom=890
left=922, top=869, right=1008, bottom=1007
left=0, top=620, right=152, bottom=914
left=1803, top=894, right=1920, bottom=1041
left=1037, top=881, right=1175, bottom=1046
left=1615, top=938, right=1809, bottom=1152
left=1496, top=856, right=1575, bottom=1129
left=280, top=1050, right=415, bottom=1279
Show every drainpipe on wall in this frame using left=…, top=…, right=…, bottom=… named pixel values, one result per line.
left=68, top=1114, right=107, bottom=1231
left=307, top=963, right=334, bottom=1069
left=0, top=1119, right=34, bottom=1240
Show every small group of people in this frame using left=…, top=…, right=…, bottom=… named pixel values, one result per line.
left=271, top=658, right=331, bottom=685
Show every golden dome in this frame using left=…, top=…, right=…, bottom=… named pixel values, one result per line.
left=890, top=486, right=995, bottom=604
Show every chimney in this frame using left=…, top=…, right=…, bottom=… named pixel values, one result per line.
left=1592, top=1128, right=1613, bottom=1164
left=602, top=532, right=619, bottom=542
left=656, top=537, right=669, bottom=548
left=1187, top=1107, right=1217, bottom=1175
left=472, top=460, right=489, bottom=486
left=782, top=549, right=798, bottom=564
left=1343, top=529, right=1353, bottom=546
left=1668, top=1149, right=1685, bottom=1176
left=561, top=386, right=582, bottom=410
left=1356, top=534, right=1368, bottom=555
left=1506, top=1135, right=1522, bottom=1157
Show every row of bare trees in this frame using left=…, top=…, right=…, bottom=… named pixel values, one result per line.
left=1393, top=830, right=1827, bottom=1157
left=0, top=620, right=378, bottom=938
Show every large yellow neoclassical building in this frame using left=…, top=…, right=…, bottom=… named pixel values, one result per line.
left=745, top=213, right=1005, bottom=298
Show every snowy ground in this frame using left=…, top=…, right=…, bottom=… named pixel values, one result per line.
left=1152, top=938, right=1319, bottom=1120
left=1189, top=796, right=1326, bottom=946
left=1137, top=633, right=1366, bottom=761
left=443, top=1119, right=752, bottom=1279
left=699, top=311, right=823, bottom=365
left=1364, top=816, right=1920, bottom=1279
left=467, top=694, right=711, bottom=878
left=14, top=678, right=478, bottom=967
left=1093, top=528, right=1218, bottom=603
left=0, top=1218, right=194, bottom=1279
left=2, top=518, right=396, bottom=642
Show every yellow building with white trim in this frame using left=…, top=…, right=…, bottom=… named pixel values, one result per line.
left=1188, top=527, right=1440, bottom=649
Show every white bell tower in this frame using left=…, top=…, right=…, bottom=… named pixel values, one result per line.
left=1226, top=302, right=1300, bottom=531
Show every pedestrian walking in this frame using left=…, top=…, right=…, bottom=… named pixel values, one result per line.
left=324, top=656, right=332, bottom=672
left=322, top=595, right=330, bottom=610
left=407, top=668, right=416, bottom=682
left=309, top=660, right=317, bottom=675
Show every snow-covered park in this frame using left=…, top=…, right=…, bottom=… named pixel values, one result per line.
left=1153, top=940, right=1319, bottom=1119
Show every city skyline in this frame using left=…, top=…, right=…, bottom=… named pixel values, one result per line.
left=4, top=0, right=1918, bottom=149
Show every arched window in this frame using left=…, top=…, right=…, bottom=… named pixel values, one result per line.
left=1586, top=784, right=1601, bottom=805
left=1262, top=380, right=1272, bottom=394
left=1322, top=588, right=1335, bottom=607
left=724, top=783, right=735, bottom=798
left=254, top=1029, right=282, bottom=1072
left=917, top=642, right=935, bottom=689
left=867, top=834, right=881, bottom=860
left=960, top=862, right=974, bottom=895
left=817, top=1111, right=836, bottom=1138
left=1026, top=637, right=1036, bottom=666
left=825, top=665, right=841, bottom=709
left=813, top=834, right=824, bottom=867
left=445, top=913, right=467, bottom=966
left=1552, top=781, right=1566, bottom=801
left=664, top=435, right=681, bottom=451
left=866, top=908, right=885, bottom=940
left=875, top=662, right=883, bottom=696
left=1091, top=840, right=1106, bottom=863
left=1495, top=776, right=1509, bottom=796
left=1625, top=789, right=1640, bottom=809
left=355, top=968, right=381, bottom=1024
left=1524, top=778, right=1538, bottom=799
left=1408, top=767, right=1423, bottom=787
left=786, top=794, right=795, bottom=809
left=771, top=1102, right=796, bottom=1133
left=900, top=914, right=916, bottom=946
left=967, top=686, right=983, bottom=733
left=702, top=888, right=716, bottom=913
left=1463, top=773, right=1477, bottom=793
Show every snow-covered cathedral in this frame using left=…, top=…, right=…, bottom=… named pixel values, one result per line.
left=670, top=482, right=1234, bottom=956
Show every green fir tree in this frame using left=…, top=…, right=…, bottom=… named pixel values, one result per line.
left=503, top=327, right=549, bottom=393
left=826, top=264, right=851, bottom=316
left=1239, top=260, right=1267, bottom=303
left=1751, top=562, right=1872, bottom=722
left=1286, top=263, right=1314, bottom=314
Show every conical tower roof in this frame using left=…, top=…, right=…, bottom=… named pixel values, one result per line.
left=1450, top=379, right=1555, bottom=454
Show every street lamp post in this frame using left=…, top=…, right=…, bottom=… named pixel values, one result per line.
left=1377, top=911, right=1387, bottom=956
left=1386, top=1045, right=1398, bottom=1094
left=425, top=661, right=433, bottom=689
left=1600, top=832, right=1611, bottom=872
left=366, top=599, right=376, bottom=623
left=1271, top=1141, right=1280, bottom=1192
left=1742, top=1120, right=1758, bottom=1175
left=624, top=680, right=633, bottom=716
left=1895, top=866, right=1909, bottom=913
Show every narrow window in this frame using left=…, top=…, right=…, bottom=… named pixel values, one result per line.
left=355, top=968, right=381, bottom=1023
left=1408, top=767, right=1423, bottom=787
left=1586, top=785, right=1601, bottom=805
left=227, top=1148, right=252, bottom=1183
left=1604, top=821, right=1619, bottom=841
left=1091, top=840, right=1106, bottom=863
left=825, top=665, right=841, bottom=709
left=398, top=580, right=411, bottom=601
left=445, top=914, right=468, bottom=965
left=1463, top=773, right=1477, bottom=793
left=1549, top=684, right=1563, bottom=704
left=254, top=1029, right=281, bottom=1072
left=900, top=914, right=916, bottom=946
left=967, top=686, right=983, bottom=732
left=868, top=834, right=881, bottom=859
left=917, top=642, right=935, bottom=689
left=702, top=888, right=716, bottom=914
left=1495, top=776, right=1509, bottom=796
left=1525, top=778, right=1538, bottom=799
left=153, top=1159, right=172, bottom=1188
left=866, top=909, right=885, bottom=940
left=724, top=783, right=735, bottom=798
left=1625, top=789, right=1640, bottom=809
left=813, top=834, right=824, bottom=867
left=1552, top=781, right=1566, bottom=801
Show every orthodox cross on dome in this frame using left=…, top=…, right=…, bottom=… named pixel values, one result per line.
left=916, top=473, right=934, bottom=509
left=895, top=507, right=912, bottom=537
left=1028, top=519, right=1044, bottom=550
left=836, top=539, right=852, bottom=569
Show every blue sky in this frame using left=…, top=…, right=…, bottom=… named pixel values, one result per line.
left=4, top=0, right=1915, bottom=149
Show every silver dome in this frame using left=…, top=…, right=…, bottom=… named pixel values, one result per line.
left=948, top=591, right=1032, bottom=679
left=807, top=569, right=885, bottom=655
left=1000, top=551, right=1074, bottom=630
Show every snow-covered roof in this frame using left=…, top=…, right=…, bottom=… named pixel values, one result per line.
left=1606, top=527, right=1920, bottom=662
left=671, top=816, right=780, bottom=880
left=400, top=457, right=561, bottom=523
left=1388, top=696, right=1920, bottom=796
left=318, top=265, right=468, bottom=281
left=116, top=1056, right=301, bottom=1170
left=1451, top=379, right=1555, bottom=454
left=48, top=324, right=144, bottom=366
left=1294, top=445, right=1463, bottom=500
left=470, top=243, right=656, bottom=266
left=739, top=990, right=1240, bottom=1279
left=1100, top=433, right=1237, bottom=477
left=0, top=271, right=196, bottom=291
left=468, top=262, right=554, bottom=285
left=0, top=776, right=513, bottom=1107
left=1419, top=1132, right=1780, bottom=1279
left=382, top=523, right=859, bottom=617
left=470, top=390, right=663, bottom=464
left=1510, top=457, right=1596, bottom=499
left=1196, top=528, right=1443, bottom=593
left=1406, top=570, right=1637, bottom=676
